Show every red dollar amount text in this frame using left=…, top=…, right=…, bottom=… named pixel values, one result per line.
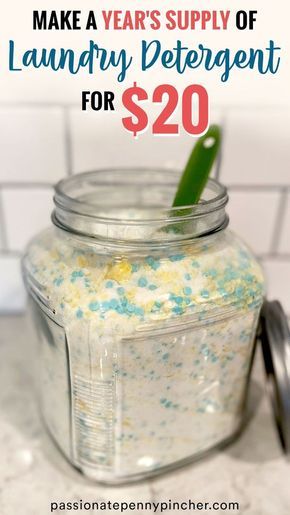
left=122, top=83, right=209, bottom=137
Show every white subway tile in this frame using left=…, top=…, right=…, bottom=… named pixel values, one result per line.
left=69, top=107, right=222, bottom=175
left=278, top=192, right=290, bottom=254
left=0, top=107, right=66, bottom=183
left=2, top=188, right=53, bottom=251
left=227, top=190, right=280, bottom=255
left=262, top=259, right=290, bottom=313
left=0, top=256, right=26, bottom=313
left=221, top=109, right=290, bottom=185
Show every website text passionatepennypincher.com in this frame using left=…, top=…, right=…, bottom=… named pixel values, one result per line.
left=50, top=499, right=240, bottom=512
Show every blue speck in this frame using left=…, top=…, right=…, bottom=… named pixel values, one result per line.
left=248, top=299, right=260, bottom=309
left=106, top=280, right=114, bottom=288
left=148, top=284, right=158, bottom=290
left=201, top=344, right=210, bottom=357
left=102, top=301, right=111, bottom=311
left=218, top=287, right=229, bottom=297
left=183, top=286, right=192, bottom=295
left=76, top=308, right=83, bottom=319
left=204, top=268, right=218, bottom=278
left=89, top=301, right=99, bottom=312
left=138, top=277, right=148, bottom=287
left=152, top=301, right=162, bottom=313
left=53, top=276, right=63, bottom=286
left=109, top=298, right=119, bottom=309
left=235, top=286, right=244, bottom=298
left=192, top=260, right=200, bottom=268
left=244, top=273, right=254, bottom=283
left=117, top=287, right=125, bottom=295
left=71, top=270, right=84, bottom=283
left=131, top=263, right=140, bottom=273
left=224, top=267, right=239, bottom=281
left=169, top=254, right=184, bottom=262
left=162, top=352, right=170, bottom=361
left=172, top=306, right=183, bottom=315
left=175, top=296, right=183, bottom=305
left=145, top=256, right=161, bottom=270
left=200, top=289, right=210, bottom=299
left=184, top=273, right=191, bottom=280
left=126, top=303, right=134, bottom=313
left=134, top=306, right=144, bottom=317
left=170, top=294, right=183, bottom=305
left=73, top=270, right=84, bottom=277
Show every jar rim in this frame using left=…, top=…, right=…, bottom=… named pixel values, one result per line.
left=54, top=168, right=228, bottom=225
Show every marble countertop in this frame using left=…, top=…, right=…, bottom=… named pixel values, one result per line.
left=0, top=315, right=289, bottom=515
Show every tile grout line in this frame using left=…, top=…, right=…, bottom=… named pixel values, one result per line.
left=0, top=249, right=22, bottom=258
left=258, top=253, right=290, bottom=261
left=214, top=111, right=227, bottom=180
left=0, top=187, right=8, bottom=251
left=227, top=184, right=290, bottom=191
left=0, top=101, right=290, bottom=111
left=0, top=182, right=54, bottom=188
left=1, top=183, right=290, bottom=190
left=0, top=101, right=77, bottom=108
left=63, top=106, right=73, bottom=176
left=269, top=187, right=288, bottom=254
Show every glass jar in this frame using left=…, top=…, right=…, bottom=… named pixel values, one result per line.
left=22, top=169, right=265, bottom=484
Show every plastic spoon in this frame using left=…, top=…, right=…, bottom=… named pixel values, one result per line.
left=173, top=124, right=221, bottom=207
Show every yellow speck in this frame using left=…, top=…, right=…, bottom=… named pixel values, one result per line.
left=65, top=285, right=81, bottom=307
left=156, top=270, right=174, bottom=283
left=77, top=256, right=88, bottom=268
left=106, top=261, right=132, bottom=282
left=126, top=289, right=135, bottom=301
left=145, top=301, right=155, bottom=313
left=76, top=399, right=88, bottom=412
left=50, top=250, right=60, bottom=261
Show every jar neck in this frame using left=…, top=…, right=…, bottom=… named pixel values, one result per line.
left=52, top=169, right=229, bottom=249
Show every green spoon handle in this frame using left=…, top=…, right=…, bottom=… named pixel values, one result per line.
left=173, top=125, right=222, bottom=207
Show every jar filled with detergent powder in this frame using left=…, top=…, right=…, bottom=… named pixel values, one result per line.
left=22, top=169, right=266, bottom=483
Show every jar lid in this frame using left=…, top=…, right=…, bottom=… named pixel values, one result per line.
left=259, top=300, right=290, bottom=454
